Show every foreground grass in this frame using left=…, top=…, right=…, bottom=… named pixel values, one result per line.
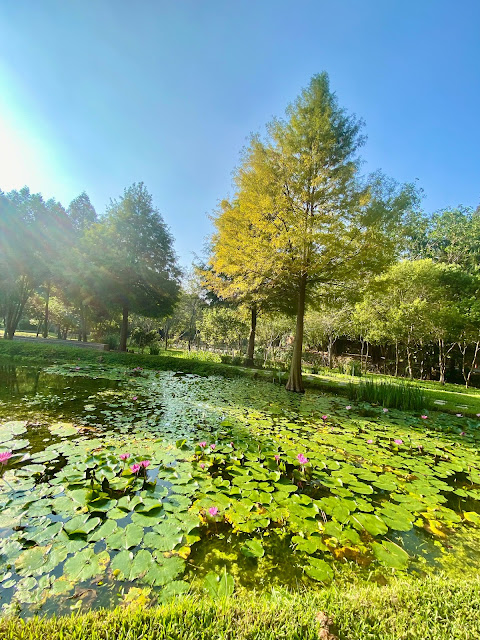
left=1, top=575, right=480, bottom=640
left=2, top=339, right=480, bottom=415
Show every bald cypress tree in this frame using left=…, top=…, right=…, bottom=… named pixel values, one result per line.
left=211, top=73, right=415, bottom=392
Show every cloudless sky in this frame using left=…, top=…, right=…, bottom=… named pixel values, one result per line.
left=1, top=0, right=479, bottom=268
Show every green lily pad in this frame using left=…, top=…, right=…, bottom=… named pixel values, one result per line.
left=371, top=540, right=409, bottom=569
left=304, top=557, right=333, bottom=582
left=240, top=539, right=264, bottom=558
left=107, top=523, right=143, bottom=550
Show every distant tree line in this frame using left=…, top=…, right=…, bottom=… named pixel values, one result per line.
left=0, top=183, right=181, bottom=350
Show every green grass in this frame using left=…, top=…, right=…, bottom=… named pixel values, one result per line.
left=346, top=378, right=432, bottom=412
left=2, top=575, right=480, bottom=639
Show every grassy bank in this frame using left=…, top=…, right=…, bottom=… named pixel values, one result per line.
left=1, top=339, right=480, bottom=415
left=0, top=340, right=241, bottom=379
left=1, top=575, right=480, bottom=640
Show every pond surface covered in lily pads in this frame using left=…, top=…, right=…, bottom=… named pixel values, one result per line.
left=1, top=361, right=480, bottom=616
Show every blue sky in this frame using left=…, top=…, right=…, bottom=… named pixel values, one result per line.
left=1, top=0, right=479, bottom=268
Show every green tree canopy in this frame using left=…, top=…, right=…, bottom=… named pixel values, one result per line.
left=0, top=187, right=72, bottom=339
left=85, top=183, right=181, bottom=350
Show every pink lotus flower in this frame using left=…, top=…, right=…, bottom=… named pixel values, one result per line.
left=208, top=506, right=218, bottom=517
left=119, top=453, right=131, bottom=461
left=421, top=415, right=428, bottom=419
left=75, top=366, right=80, bottom=370
left=140, top=460, right=150, bottom=468
left=210, top=444, right=216, bottom=450
left=321, top=415, right=328, bottom=421
left=0, top=451, right=12, bottom=465
left=346, top=406, right=352, bottom=410
left=394, top=439, right=403, bottom=445
left=456, top=414, right=463, bottom=418
left=132, top=396, right=138, bottom=402
left=198, top=441, right=207, bottom=448
left=366, top=439, right=373, bottom=444
left=229, top=442, right=234, bottom=447
left=274, top=454, right=280, bottom=462
left=297, top=453, right=309, bottom=465
left=476, top=413, right=480, bottom=418
left=460, top=431, right=466, bottom=436
left=199, top=463, right=205, bottom=469
left=383, top=408, right=389, bottom=413
left=130, top=464, right=141, bottom=473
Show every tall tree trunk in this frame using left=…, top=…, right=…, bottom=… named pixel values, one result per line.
left=42, top=281, right=50, bottom=339
left=5, top=299, right=27, bottom=339
left=466, top=341, right=480, bottom=388
left=164, top=324, right=169, bottom=350
left=119, top=306, right=128, bottom=352
left=419, top=339, right=424, bottom=380
left=286, top=274, right=307, bottom=393
left=438, top=338, right=445, bottom=385
left=395, top=341, right=399, bottom=377
left=79, top=304, right=88, bottom=342
left=245, top=304, right=257, bottom=367
left=406, top=342, right=413, bottom=379
left=327, top=335, right=335, bottom=370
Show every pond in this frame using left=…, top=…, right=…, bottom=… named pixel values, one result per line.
left=1, top=361, right=480, bottom=616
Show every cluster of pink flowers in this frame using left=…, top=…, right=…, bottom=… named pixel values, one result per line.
left=128, top=459, right=151, bottom=474
left=0, top=451, right=12, bottom=465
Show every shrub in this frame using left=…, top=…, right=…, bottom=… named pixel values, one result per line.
left=338, top=359, right=362, bottom=376
left=104, top=334, right=119, bottom=351
left=220, top=355, right=233, bottom=364
left=131, top=327, right=158, bottom=353
left=149, top=343, right=161, bottom=356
